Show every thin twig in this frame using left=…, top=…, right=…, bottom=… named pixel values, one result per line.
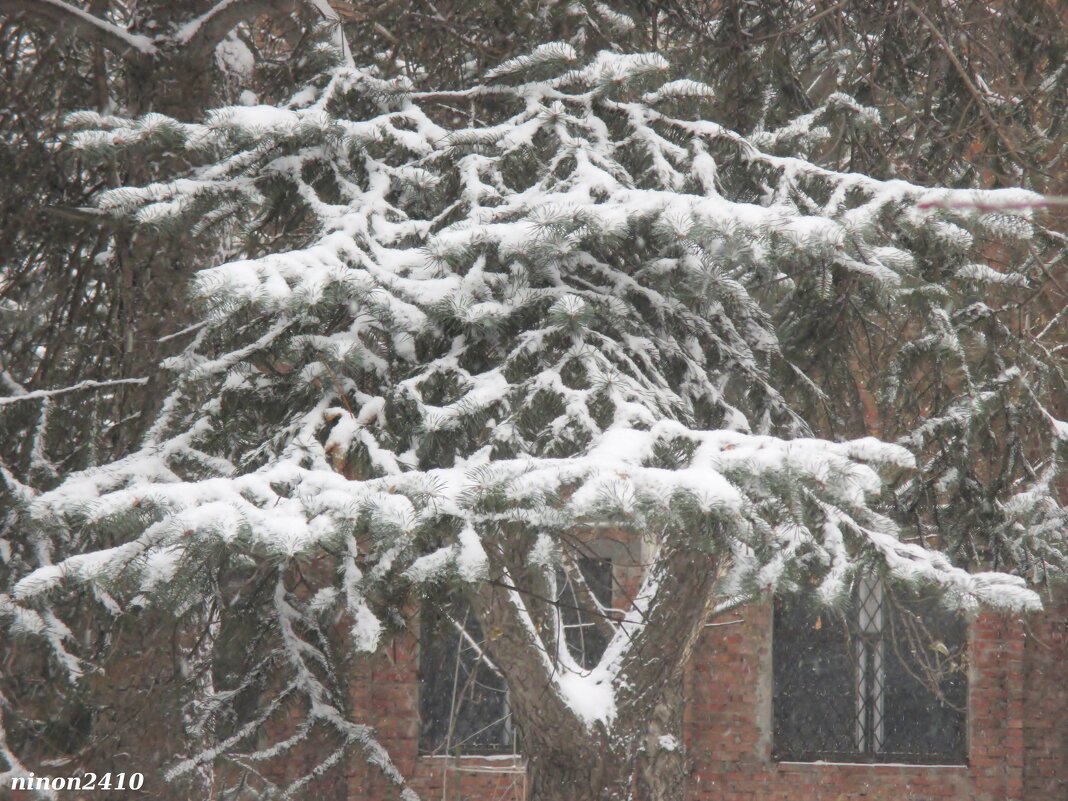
left=0, top=377, right=149, bottom=406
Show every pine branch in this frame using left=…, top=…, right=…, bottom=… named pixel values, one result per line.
left=0, top=0, right=155, bottom=59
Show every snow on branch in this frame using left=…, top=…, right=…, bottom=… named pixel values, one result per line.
left=13, top=423, right=1038, bottom=614
left=0, top=0, right=155, bottom=58
left=916, top=194, right=1068, bottom=212
left=0, top=377, right=149, bottom=406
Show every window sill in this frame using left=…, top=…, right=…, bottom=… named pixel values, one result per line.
left=776, top=760, right=968, bottom=770
left=418, top=760, right=523, bottom=764
left=418, top=754, right=526, bottom=774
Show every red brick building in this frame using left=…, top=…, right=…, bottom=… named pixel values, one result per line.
left=342, top=589, right=1068, bottom=801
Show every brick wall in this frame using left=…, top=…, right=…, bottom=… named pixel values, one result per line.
left=1022, top=594, right=1068, bottom=801
left=686, top=600, right=1034, bottom=801
left=337, top=590, right=1067, bottom=801
left=344, top=624, right=527, bottom=801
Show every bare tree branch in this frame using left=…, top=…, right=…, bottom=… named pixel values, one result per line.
left=178, top=0, right=300, bottom=62
left=0, top=377, right=149, bottom=406
left=0, top=0, right=155, bottom=59
left=902, top=0, right=1026, bottom=169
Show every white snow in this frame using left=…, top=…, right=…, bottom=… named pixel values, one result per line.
left=557, top=667, right=616, bottom=727
left=215, top=33, right=254, bottom=78
left=658, top=734, right=680, bottom=752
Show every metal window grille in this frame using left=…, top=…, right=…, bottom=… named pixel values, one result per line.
left=557, top=557, right=613, bottom=670
left=772, top=578, right=968, bottom=764
left=419, top=600, right=516, bottom=756
left=854, top=575, right=885, bottom=754
left=418, top=556, right=613, bottom=756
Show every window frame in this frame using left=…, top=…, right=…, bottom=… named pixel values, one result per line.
left=770, top=579, right=969, bottom=766
left=417, top=597, right=518, bottom=758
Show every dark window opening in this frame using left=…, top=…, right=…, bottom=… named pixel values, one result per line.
left=419, top=600, right=515, bottom=756
left=419, top=554, right=613, bottom=756
left=773, top=577, right=967, bottom=764
left=558, top=555, right=613, bottom=670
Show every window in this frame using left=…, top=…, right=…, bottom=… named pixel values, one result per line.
left=557, top=556, right=613, bottom=670
left=419, top=597, right=515, bottom=756
left=773, top=577, right=968, bottom=764
left=419, top=556, right=613, bottom=756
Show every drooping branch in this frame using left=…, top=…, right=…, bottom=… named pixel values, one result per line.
left=0, top=0, right=155, bottom=59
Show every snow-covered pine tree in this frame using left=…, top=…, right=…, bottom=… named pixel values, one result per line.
left=2, top=24, right=1066, bottom=801
left=325, top=3, right=1068, bottom=585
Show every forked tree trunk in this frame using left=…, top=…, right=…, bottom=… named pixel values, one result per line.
left=463, top=518, right=724, bottom=801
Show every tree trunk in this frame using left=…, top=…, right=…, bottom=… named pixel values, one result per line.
left=515, top=710, right=689, bottom=801
left=466, top=533, right=719, bottom=801
left=635, top=681, right=688, bottom=801
left=524, top=745, right=621, bottom=801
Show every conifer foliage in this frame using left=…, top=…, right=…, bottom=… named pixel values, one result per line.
left=1, top=4, right=1066, bottom=801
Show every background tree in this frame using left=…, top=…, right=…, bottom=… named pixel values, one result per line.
left=0, top=1, right=351, bottom=793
